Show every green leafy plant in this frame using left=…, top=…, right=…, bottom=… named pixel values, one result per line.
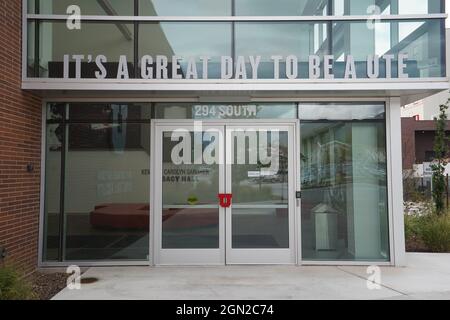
left=431, top=99, right=450, bottom=215
left=0, top=267, right=36, bottom=300
left=405, top=202, right=450, bottom=253
left=405, top=214, right=424, bottom=245
left=420, top=213, right=450, bottom=252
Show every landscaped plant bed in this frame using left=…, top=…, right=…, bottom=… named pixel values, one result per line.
left=405, top=205, right=450, bottom=253
left=28, top=272, right=71, bottom=300
left=406, top=235, right=431, bottom=253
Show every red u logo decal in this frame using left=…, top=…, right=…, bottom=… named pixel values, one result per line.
left=218, top=194, right=233, bottom=208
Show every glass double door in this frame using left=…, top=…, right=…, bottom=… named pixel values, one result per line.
left=154, top=122, right=296, bottom=265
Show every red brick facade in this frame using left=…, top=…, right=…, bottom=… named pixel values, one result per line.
left=402, top=117, right=450, bottom=170
left=0, top=0, right=42, bottom=274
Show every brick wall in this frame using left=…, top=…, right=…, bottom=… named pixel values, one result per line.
left=0, top=0, right=42, bottom=274
left=402, top=117, right=450, bottom=170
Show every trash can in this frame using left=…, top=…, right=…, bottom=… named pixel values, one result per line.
left=313, top=204, right=339, bottom=251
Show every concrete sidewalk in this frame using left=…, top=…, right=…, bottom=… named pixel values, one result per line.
left=53, top=253, right=450, bottom=300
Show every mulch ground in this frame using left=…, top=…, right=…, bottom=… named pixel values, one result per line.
left=27, top=272, right=70, bottom=300
left=406, top=237, right=430, bottom=253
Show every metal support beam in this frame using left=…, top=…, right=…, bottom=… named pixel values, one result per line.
left=97, top=0, right=133, bottom=41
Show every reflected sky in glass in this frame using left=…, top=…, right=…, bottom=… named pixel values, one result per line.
left=158, top=23, right=232, bottom=60
left=236, top=0, right=328, bottom=16
left=300, top=104, right=385, bottom=121
left=398, top=0, right=428, bottom=14
left=149, top=0, right=231, bottom=16
left=236, top=23, right=327, bottom=60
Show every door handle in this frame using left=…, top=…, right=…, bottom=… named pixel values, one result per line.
left=218, top=194, right=232, bottom=208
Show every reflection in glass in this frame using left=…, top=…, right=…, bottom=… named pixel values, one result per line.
left=28, top=21, right=134, bottom=78
left=68, top=103, right=152, bottom=122
left=235, top=23, right=328, bottom=79
left=28, top=0, right=135, bottom=15
left=63, top=123, right=150, bottom=261
left=140, top=0, right=231, bottom=16
left=332, top=20, right=445, bottom=78
left=236, top=0, right=329, bottom=16
left=139, top=23, right=232, bottom=79
left=162, top=131, right=221, bottom=249
left=154, top=103, right=297, bottom=120
left=43, top=124, right=63, bottom=261
left=300, top=103, right=385, bottom=120
left=26, top=21, right=36, bottom=78
left=333, top=0, right=443, bottom=15
left=28, top=18, right=445, bottom=80
left=47, top=103, right=65, bottom=121
left=300, top=103, right=389, bottom=262
left=231, top=130, right=289, bottom=249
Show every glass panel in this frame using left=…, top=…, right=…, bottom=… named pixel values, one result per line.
left=138, top=23, right=232, bottom=79
left=154, top=103, right=297, bottom=119
left=32, top=21, right=135, bottom=78
left=68, top=103, right=152, bottom=121
left=333, top=0, right=443, bottom=15
left=300, top=103, right=386, bottom=120
left=63, top=123, right=150, bottom=261
left=43, top=124, right=63, bottom=261
left=235, top=22, right=329, bottom=79
left=300, top=104, right=389, bottom=262
left=231, top=130, right=289, bottom=249
left=162, top=130, right=221, bottom=249
left=235, top=0, right=329, bottom=16
left=46, top=103, right=65, bottom=121
left=28, top=0, right=135, bottom=15
left=27, top=19, right=445, bottom=79
left=26, top=21, right=36, bottom=77
left=140, top=0, right=231, bottom=16
left=27, top=0, right=35, bottom=13
left=332, top=20, right=445, bottom=78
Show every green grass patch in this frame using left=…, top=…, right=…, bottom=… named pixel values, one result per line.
left=0, top=266, right=36, bottom=300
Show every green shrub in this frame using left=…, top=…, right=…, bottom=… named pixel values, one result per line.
left=420, top=214, right=450, bottom=252
left=0, top=267, right=36, bottom=300
left=405, top=214, right=422, bottom=241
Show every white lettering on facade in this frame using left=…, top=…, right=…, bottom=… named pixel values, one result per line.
left=61, top=54, right=410, bottom=80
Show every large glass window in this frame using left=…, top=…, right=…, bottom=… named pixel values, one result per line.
left=28, top=0, right=135, bottom=15
left=300, top=103, right=390, bottom=262
left=43, top=118, right=63, bottom=261
left=27, top=18, right=445, bottom=79
left=154, top=103, right=297, bottom=119
left=140, top=0, right=231, bottom=16
left=28, top=21, right=135, bottom=78
left=235, top=0, right=329, bottom=16
left=333, top=0, right=444, bottom=15
left=26, top=0, right=446, bottom=80
left=332, top=19, right=445, bottom=78
left=43, top=103, right=151, bottom=262
left=29, top=0, right=445, bottom=16
left=235, top=22, right=329, bottom=79
left=138, top=23, right=232, bottom=79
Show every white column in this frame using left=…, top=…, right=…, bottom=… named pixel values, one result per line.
left=389, top=97, right=406, bottom=266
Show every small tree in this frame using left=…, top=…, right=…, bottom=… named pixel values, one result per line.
left=431, top=99, right=450, bottom=215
